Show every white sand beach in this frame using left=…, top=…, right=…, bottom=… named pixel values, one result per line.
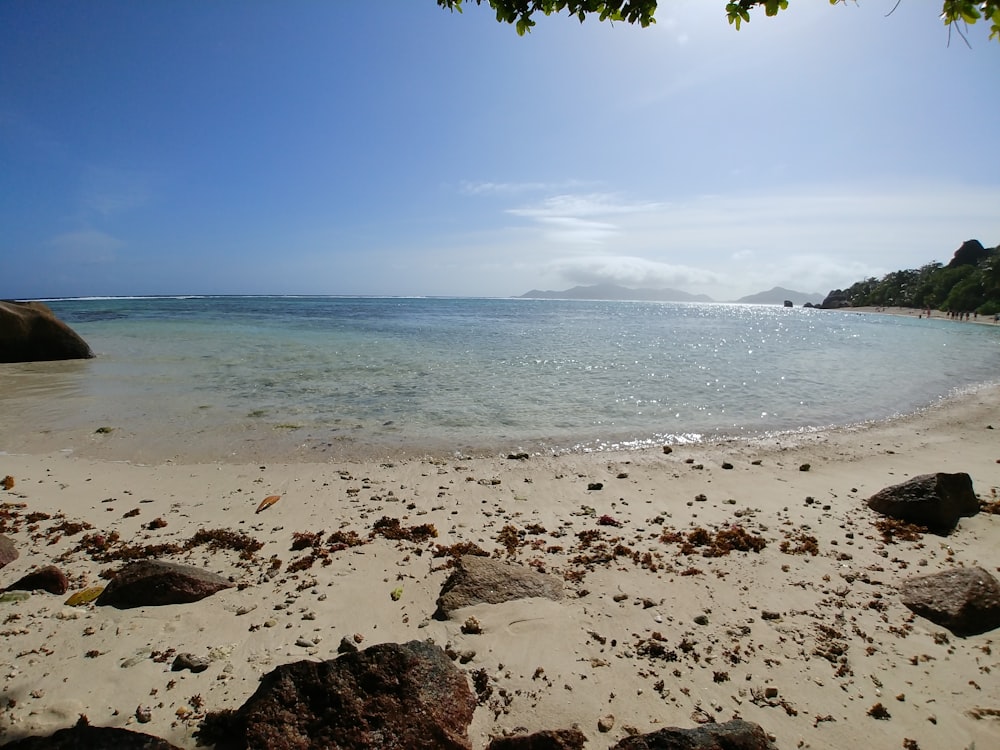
left=1, top=386, right=999, bottom=749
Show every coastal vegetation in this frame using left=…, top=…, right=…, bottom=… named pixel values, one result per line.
left=824, top=239, right=1000, bottom=315
left=436, top=0, right=1000, bottom=41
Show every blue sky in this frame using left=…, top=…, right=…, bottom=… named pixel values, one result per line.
left=2, top=1, right=999, bottom=301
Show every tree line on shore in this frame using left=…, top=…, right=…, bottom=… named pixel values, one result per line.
left=823, top=239, right=1000, bottom=315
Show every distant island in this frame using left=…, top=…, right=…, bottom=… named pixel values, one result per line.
left=518, top=283, right=822, bottom=306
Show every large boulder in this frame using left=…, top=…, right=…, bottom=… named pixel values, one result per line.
left=204, top=640, right=476, bottom=750
left=946, top=239, right=988, bottom=269
left=95, top=560, right=232, bottom=609
left=901, top=567, right=1000, bottom=636
left=0, top=534, right=17, bottom=569
left=0, top=724, right=181, bottom=749
left=0, top=300, right=94, bottom=363
left=866, top=472, right=979, bottom=533
left=435, top=555, right=563, bottom=619
left=820, top=289, right=851, bottom=309
left=611, top=719, right=776, bottom=749
left=5, top=565, right=69, bottom=595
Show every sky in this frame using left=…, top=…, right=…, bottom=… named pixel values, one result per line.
left=2, top=1, right=999, bottom=301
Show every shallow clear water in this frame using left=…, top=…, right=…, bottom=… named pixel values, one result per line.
left=3, top=297, right=999, bottom=461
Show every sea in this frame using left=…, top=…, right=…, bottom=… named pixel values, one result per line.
left=3, top=296, right=999, bottom=463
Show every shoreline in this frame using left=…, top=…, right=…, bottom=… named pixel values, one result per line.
left=1, top=387, right=999, bottom=748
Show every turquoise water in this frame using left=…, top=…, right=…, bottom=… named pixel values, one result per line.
left=3, top=296, right=999, bottom=461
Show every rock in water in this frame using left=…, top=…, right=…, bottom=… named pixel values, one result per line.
left=866, top=472, right=979, bottom=533
left=95, top=560, right=233, bottom=609
left=1, top=724, right=181, bottom=749
left=901, top=567, right=1000, bottom=636
left=5, top=565, right=69, bottom=595
left=435, top=555, right=563, bottom=619
left=0, top=534, right=17, bottom=569
left=0, top=300, right=94, bottom=363
left=213, top=640, right=476, bottom=750
left=611, top=719, right=777, bottom=749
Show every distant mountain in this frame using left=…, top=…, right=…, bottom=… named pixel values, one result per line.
left=734, top=287, right=823, bottom=306
left=519, top=283, right=713, bottom=303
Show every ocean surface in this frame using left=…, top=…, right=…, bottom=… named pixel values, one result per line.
left=3, top=296, right=1000, bottom=463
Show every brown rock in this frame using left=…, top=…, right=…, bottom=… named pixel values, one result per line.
left=487, top=728, right=588, bottom=750
left=901, top=566, right=1000, bottom=636
left=0, top=300, right=94, bottom=363
left=6, top=565, right=69, bottom=594
left=95, top=559, right=232, bottom=609
left=866, top=472, right=979, bottom=533
left=205, top=640, right=475, bottom=750
left=611, top=719, right=776, bottom=749
left=0, top=534, right=17, bottom=569
left=435, top=555, right=563, bottom=619
left=1, top=724, right=181, bottom=749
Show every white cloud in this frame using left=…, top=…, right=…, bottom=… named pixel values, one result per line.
left=548, top=255, right=722, bottom=288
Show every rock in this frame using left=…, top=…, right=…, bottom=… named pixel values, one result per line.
left=0, top=300, right=94, bottom=363
left=208, top=640, right=476, bottom=750
left=172, top=652, right=211, bottom=673
left=6, top=565, right=69, bottom=595
left=820, top=289, right=851, bottom=309
left=0, top=534, right=17, bottom=569
left=947, top=239, right=988, bottom=269
left=486, top=728, right=588, bottom=750
left=435, top=555, right=563, bottom=619
left=1, top=724, right=181, bottom=749
left=598, top=714, right=616, bottom=732
left=900, top=567, right=1000, bottom=636
left=611, top=719, right=776, bottom=749
left=866, top=472, right=979, bottom=533
left=95, top=560, right=233, bottom=609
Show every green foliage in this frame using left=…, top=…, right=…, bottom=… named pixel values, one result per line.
left=834, top=244, right=1000, bottom=314
left=436, top=0, right=1000, bottom=41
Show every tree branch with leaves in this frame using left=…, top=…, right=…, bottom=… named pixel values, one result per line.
left=436, top=0, right=1000, bottom=41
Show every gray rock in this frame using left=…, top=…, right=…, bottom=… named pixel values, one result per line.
left=0, top=534, right=17, bottom=569
left=435, top=555, right=563, bottom=619
left=95, top=559, right=232, bottom=609
left=866, top=472, right=979, bottom=533
left=611, top=719, right=777, bottom=749
left=901, top=566, right=1000, bottom=636
left=172, top=652, right=211, bottom=673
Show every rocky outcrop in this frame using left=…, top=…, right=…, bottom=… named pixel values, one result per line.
left=946, top=239, right=988, bottom=269
left=435, top=555, right=563, bottom=619
left=0, top=300, right=94, bottom=363
left=0, top=534, right=17, bottom=569
left=5, top=565, right=69, bottom=594
left=901, top=567, right=1000, bottom=636
left=866, top=472, right=979, bottom=533
left=202, top=640, right=476, bottom=750
left=1, top=723, right=181, bottom=749
left=819, top=289, right=851, bottom=309
left=486, top=729, right=587, bottom=750
left=95, top=560, right=233, bottom=609
left=611, top=719, right=776, bottom=749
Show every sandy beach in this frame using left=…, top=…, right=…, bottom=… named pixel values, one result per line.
left=1, top=386, right=999, bottom=749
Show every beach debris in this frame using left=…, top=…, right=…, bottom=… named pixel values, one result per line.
left=610, top=719, right=776, bottom=749
left=255, top=494, right=281, bottom=514
left=390, top=586, right=403, bottom=601
left=1, top=475, right=13, bottom=491
left=0, top=591, right=29, bottom=603
left=196, top=640, right=476, bottom=750
left=435, top=555, right=563, bottom=619
left=5, top=565, right=69, bottom=595
left=799, top=463, right=811, bottom=471
left=485, top=728, right=587, bottom=749
left=900, top=566, right=1000, bottom=636
left=506, top=452, right=530, bottom=461
left=597, top=714, right=615, bottom=733
left=587, top=482, right=603, bottom=491
left=0, top=533, right=19, bottom=569
left=65, top=586, right=104, bottom=606
left=460, top=616, right=482, bottom=635
left=867, top=703, right=891, bottom=720
left=371, top=516, right=438, bottom=543
left=95, top=560, right=233, bottom=609
left=866, top=472, right=979, bottom=533
left=662, top=445, right=673, bottom=454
